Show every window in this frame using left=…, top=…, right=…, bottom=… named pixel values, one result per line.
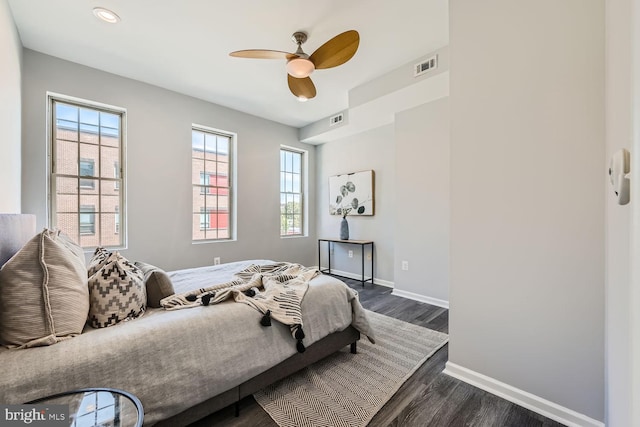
left=200, top=207, right=213, bottom=230
left=280, top=147, right=304, bottom=236
left=114, top=161, right=120, bottom=191
left=199, top=171, right=229, bottom=195
left=79, top=159, right=95, bottom=188
left=80, top=205, right=95, bottom=235
left=115, top=206, right=120, bottom=234
left=49, top=95, right=125, bottom=248
left=199, top=172, right=210, bottom=194
left=192, top=126, right=233, bottom=241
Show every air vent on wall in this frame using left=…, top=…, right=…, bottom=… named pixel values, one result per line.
left=329, top=113, right=344, bottom=126
left=414, top=55, right=438, bottom=77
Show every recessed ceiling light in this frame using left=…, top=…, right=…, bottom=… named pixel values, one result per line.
left=93, top=7, right=120, bottom=24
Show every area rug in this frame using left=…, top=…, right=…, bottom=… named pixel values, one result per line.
left=253, top=311, right=449, bottom=427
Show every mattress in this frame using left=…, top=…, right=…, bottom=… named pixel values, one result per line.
left=0, top=260, right=372, bottom=425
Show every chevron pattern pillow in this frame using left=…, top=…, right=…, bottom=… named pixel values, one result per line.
left=87, top=246, right=110, bottom=277
left=88, top=251, right=146, bottom=328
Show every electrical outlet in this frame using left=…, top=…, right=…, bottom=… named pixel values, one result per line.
left=214, top=257, right=221, bottom=265
left=401, top=261, right=409, bottom=271
left=348, top=250, right=353, bottom=258
left=366, top=252, right=372, bottom=260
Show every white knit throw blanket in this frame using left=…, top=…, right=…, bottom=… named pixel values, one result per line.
left=160, top=263, right=318, bottom=352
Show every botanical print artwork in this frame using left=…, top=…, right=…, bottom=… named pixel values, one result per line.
left=329, top=170, right=374, bottom=216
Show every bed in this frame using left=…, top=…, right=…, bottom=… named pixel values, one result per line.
left=0, top=214, right=374, bottom=425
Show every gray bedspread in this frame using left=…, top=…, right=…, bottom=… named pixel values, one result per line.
left=0, top=260, right=373, bottom=425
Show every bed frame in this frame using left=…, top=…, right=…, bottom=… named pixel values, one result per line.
left=157, top=326, right=359, bottom=426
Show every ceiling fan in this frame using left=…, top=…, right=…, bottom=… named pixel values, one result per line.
left=229, top=30, right=360, bottom=101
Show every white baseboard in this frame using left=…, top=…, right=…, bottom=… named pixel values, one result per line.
left=391, top=288, right=449, bottom=309
left=315, top=267, right=394, bottom=288
left=443, top=362, right=604, bottom=427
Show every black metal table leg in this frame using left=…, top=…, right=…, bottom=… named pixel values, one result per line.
left=371, top=242, right=374, bottom=285
left=361, top=243, right=365, bottom=286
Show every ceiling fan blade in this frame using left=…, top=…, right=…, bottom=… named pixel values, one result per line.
left=229, top=49, right=298, bottom=60
left=309, top=30, right=360, bottom=70
left=288, top=75, right=317, bottom=99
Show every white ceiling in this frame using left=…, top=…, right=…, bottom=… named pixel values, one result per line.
left=7, top=0, right=448, bottom=128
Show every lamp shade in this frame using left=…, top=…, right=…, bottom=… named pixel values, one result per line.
left=286, top=58, right=315, bottom=78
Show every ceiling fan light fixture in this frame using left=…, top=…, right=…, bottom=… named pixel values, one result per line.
left=286, top=58, right=315, bottom=78
left=229, top=30, right=359, bottom=99
left=93, top=7, right=120, bottom=24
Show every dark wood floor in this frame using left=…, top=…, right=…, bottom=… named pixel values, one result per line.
left=191, top=278, right=565, bottom=427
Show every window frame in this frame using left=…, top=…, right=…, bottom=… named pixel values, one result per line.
left=47, top=92, right=127, bottom=250
left=191, top=124, right=237, bottom=243
left=280, top=146, right=307, bottom=238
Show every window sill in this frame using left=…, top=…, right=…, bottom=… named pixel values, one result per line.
left=192, top=238, right=237, bottom=245
left=82, top=245, right=127, bottom=253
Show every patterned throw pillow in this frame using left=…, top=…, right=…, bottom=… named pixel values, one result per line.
left=87, top=247, right=110, bottom=277
left=88, top=251, right=146, bottom=328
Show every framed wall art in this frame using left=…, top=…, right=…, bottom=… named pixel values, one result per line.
left=329, top=170, right=375, bottom=216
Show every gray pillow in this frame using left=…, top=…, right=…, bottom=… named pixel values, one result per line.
left=134, top=261, right=175, bottom=308
left=0, top=229, right=89, bottom=348
left=88, top=251, right=146, bottom=328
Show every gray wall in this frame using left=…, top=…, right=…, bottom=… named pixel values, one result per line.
left=21, top=50, right=317, bottom=271
left=605, top=0, right=632, bottom=425
left=448, top=0, right=604, bottom=421
left=393, top=99, right=449, bottom=302
left=315, top=96, right=450, bottom=295
left=316, top=124, right=395, bottom=283
left=0, top=0, right=21, bottom=213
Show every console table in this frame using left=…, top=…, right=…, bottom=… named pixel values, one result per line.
left=318, top=238, right=374, bottom=286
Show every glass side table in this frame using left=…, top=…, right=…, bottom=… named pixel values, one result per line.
left=27, top=388, right=143, bottom=427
